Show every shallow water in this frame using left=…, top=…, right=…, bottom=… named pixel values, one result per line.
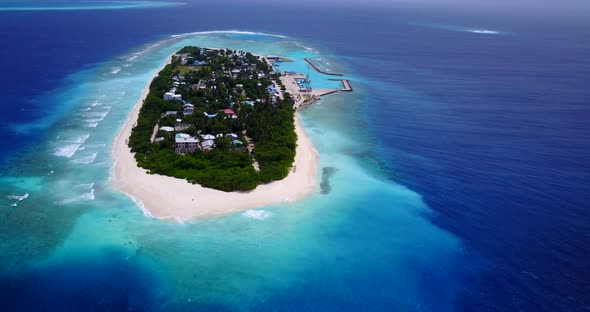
left=0, top=32, right=463, bottom=311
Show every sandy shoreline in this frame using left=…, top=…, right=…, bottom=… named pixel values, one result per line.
left=110, top=54, right=319, bottom=221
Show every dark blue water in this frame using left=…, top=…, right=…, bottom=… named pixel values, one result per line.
left=1, top=1, right=589, bottom=311
left=0, top=251, right=161, bottom=311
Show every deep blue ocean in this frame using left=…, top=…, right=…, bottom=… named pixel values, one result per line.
left=1, top=1, right=589, bottom=311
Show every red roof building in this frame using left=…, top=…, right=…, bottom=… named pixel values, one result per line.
left=223, top=109, right=236, bottom=115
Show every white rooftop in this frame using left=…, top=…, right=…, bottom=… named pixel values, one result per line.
left=201, top=140, right=215, bottom=148
left=201, top=134, right=215, bottom=140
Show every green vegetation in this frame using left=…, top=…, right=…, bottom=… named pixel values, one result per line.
left=128, top=46, right=297, bottom=192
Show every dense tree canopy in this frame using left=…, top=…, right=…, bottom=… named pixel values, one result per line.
left=128, top=46, right=298, bottom=192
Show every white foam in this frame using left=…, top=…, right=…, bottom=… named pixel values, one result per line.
left=127, top=193, right=155, bottom=218
left=242, top=209, right=272, bottom=220
left=80, top=100, right=101, bottom=112
left=122, top=40, right=167, bottom=63
left=79, top=189, right=95, bottom=201
left=84, top=118, right=103, bottom=123
left=93, top=161, right=110, bottom=168
left=70, top=153, right=97, bottom=165
left=418, top=23, right=503, bottom=36
left=294, top=41, right=318, bottom=54
left=170, top=30, right=287, bottom=39
left=146, top=42, right=162, bottom=49
left=110, top=67, right=122, bottom=74
left=54, top=188, right=94, bottom=205
left=126, top=53, right=141, bottom=61
left=75, top=182, right=95, bottom=190
left=82, top=106, right=111, bottom=121
left=53, top=133, right=90, bottom=158
left=54, top=144, right=82, bottom=158
left=8, top=193, right=29, bottom=206
left=468, top=29, right=500, bottom=34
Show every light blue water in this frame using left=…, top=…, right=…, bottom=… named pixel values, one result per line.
left=0, top=31, right=463, bottom=311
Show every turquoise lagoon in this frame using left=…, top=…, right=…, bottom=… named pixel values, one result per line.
left=0, top=32, right=463, bottom=311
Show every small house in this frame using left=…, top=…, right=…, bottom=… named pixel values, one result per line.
left=201, top=134, right=215, bottom=141
left=159, top=126, right=174, bottom=132
left=201, top=140, right=215, bottom=150
left=175, top=136, right=199, bottom=154
left=225, top=133, right=238, bottom=140
left=222, top=109, right=237, bottom=119
left=164, top=92, right=182, bottom=101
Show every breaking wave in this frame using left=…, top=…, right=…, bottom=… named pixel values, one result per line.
left=54, top=188, right=95, bottom=205
left=294, top=41, right=319, bottom=54
left=70, top=153, right=97, bottom=165
left=171, top=30, right=287, bottom=39
left=8, top=193, right=29, bottom=207
left=75, top=182, right=95, bottom=190
left=467, top=29, right=501, bottom=35
left=82, top=106, right=111, bottom=121
left=242, top=209, right=272, bottom=220
left=414, top=22, right=503, bottom=35
left=53, top=133, right=90, bottom=158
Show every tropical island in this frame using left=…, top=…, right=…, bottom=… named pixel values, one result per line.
left=128, top=46, right=297, bottom=191
left=111, top=46, right=349, bottom=220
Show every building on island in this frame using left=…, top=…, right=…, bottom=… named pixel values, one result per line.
left=159, top=126, right=174, bottom=132
left=201, top=140, right=215, bottom=151
left=174, top=133, right=199, bottom=154
left=183, top=106, right=195, bottom=116
left=164, top=92, right=182, bottom=101
left=201, top=134, right=215, bottom=141
left=222, top=109, right=237, bottom=119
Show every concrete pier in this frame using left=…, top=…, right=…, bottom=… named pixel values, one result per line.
left=340, top=80, right=353, bottom=91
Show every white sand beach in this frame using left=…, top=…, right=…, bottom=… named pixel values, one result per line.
left=110, top=57, right=319, bottom=221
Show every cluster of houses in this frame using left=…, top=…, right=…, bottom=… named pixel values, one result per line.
left=172, top=132, right=243, bottom=154
left=183, top=103, right=194, bottom=115
left=163, top=74, right=186, bottom=102
left=174, top=52, right=207, bottom=66
left=155, top=48, right=285, bottom=156
left=156, top=120, right=243, bottom=154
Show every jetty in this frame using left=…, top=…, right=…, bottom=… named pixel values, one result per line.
left=338, top=79, right=353, bottom=92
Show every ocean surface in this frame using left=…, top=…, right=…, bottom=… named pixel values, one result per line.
left=1, top=1, right=589, bottom=311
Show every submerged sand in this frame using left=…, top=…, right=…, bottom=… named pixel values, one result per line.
left=110, top=57, right=319, bottom=221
